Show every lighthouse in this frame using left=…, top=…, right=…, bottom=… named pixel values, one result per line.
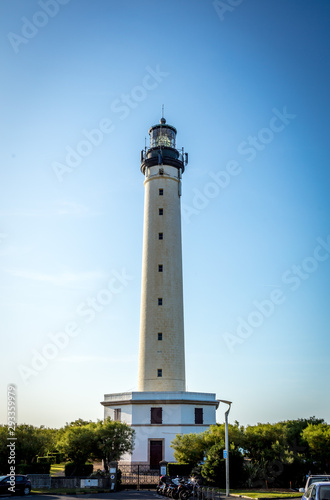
left=138, top=117, right=186, bottom=392
left=102, top=116, right=219, bottom=469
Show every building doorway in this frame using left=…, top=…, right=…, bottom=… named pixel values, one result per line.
left=149, top=440, right=163, bottom=469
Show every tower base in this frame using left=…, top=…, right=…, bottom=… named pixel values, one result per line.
left=101, top=391, right=219, bottom=468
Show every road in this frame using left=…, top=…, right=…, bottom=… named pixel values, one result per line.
left=0, top=491, right=159, bottom=500
left=0, top=492, right=294, bottom=500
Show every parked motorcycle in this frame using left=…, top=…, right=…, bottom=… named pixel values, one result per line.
left=157, top=475, right=197, bottom=499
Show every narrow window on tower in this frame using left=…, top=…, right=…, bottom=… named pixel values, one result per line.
left=159, top=189, right=164, bottom=196
left=158, top=333, right=163, bottom=340
left=158, top=298, right=163, bottom=305
left=114, top=408, right=121, bottom=422
left=158, top=265, right=163, bottom=272
left=195, top=408, right=203, bottom=424
left=151, top=407, right=163, bottom=424
left=159, top=208, right=163, bottom=215
left=157, top=369, right=162, bottom=377
left=159, top=232, right=163, bottom=240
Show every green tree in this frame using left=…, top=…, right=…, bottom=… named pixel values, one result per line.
left=0, top=426, right=9, bottom=474
left=200, top=423, right=246, bottom=488
left=201, top=443, right=246, bottom=488
left=203, top=422, right=245, bottom=450
left=0, top=424, right=58, bottom=474
left=170, top=418, right=328, bottom=488
left=15, top=425, right=57, bottom=464
left=302, top=422, right=330, bottom=470
left=93, top=418, right=135, bottom=471
left=283, top=417, right=324, bottom=459
left=243, top=422, right=285, bottom=462
left=242, top=418, right=326, bottom=487
left=57, top=420, right=96, bottom=464
left=170, top=433, right=206, bottom=466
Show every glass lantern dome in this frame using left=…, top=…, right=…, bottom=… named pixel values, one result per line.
left=140, top=117, right=187, bottom=175
left=149, top=118, right=177, bottom=149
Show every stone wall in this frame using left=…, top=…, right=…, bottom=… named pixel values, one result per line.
left=28, top=475, right=110, bottom=489
left=28, top=474, right=51, bottom=489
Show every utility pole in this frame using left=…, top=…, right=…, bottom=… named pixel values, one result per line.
left=218, top=399, right=232, bottom=497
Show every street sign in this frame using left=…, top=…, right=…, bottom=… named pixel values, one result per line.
left=223, top=449, right=227, bottom=459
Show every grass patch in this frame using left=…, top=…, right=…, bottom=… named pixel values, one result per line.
left=221, top=490, right=302, bottom=499
left=50, top=462, right=66, bottom=476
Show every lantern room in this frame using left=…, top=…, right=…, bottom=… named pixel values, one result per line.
left=140, top=117, right=188, bottom=174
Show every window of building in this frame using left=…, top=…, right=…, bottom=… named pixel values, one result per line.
left=159, top=208, right=163, bottom=215
left=159, top=232, right=163, bottom=240
left=151, top=407, right=163, bottom=424
left=158, top=265, right=163, bottom=272
left=158, top=298, right=163, bottom=305
left=158, top=332, right=162, bottom=340
left=159, top=189, right=164, bottom=196
left=114, top=408, right=121, bottom=422
left=157, top=369, right=162, bottom=377
left=195, top=408, right=203, bottom=424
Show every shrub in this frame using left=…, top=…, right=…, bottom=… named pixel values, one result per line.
left=52, top=452, right=64, bottom=464
left=201, top=446, right=246, bottom=488
left=17, top=462, right=51, bottom=474
left=167, top=463, right=192, bottom=477
left=37, top=455, right=56, bottom=464
left=64, top=462, right=94, bottom=476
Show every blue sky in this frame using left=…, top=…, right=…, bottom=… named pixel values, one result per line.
left=1, top=0, right=329, bottom=429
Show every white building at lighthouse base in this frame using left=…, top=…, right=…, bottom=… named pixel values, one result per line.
left=101, top=391, right=219, bottom=467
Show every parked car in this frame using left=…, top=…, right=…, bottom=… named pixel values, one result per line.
left=0, top=475, right=31, bottom=496
left=300, top=476, right=330, bottom=493
left=302, top=482, right=330, bottom=500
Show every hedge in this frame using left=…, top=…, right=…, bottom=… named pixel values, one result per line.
left=17, top=462, right=51, bottom=474
left=167, top=463, right=192, bottom=477
left=37, top=453, right=64, bottom=464
left=64, top=462, right=94, bottom=477
left=37, top=456, right=56, bottom=464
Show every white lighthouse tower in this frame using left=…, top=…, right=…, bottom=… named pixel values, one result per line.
left=102, top=116, right=219, bottom=469
left=138, top=117, right=186, bottom=392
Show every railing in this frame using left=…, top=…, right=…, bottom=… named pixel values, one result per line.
left=193, top=486, right=224, bottom=500
left=119, top=465, right=160, bottom=487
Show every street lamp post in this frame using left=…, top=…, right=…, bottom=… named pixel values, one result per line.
left=218, top=399, right=232, bottom=497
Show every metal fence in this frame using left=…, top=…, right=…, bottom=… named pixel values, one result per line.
left=194, top=487, right=223, bottom=500
left=119, top=465, right=160, bottom=486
